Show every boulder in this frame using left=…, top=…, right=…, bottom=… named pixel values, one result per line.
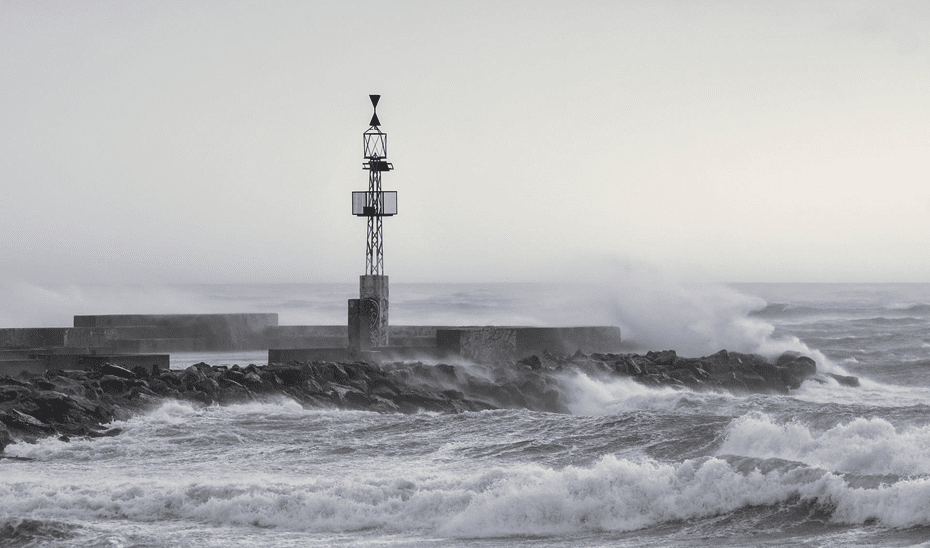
left=100, top=363, right=135, bottom=379
left=827, top=372, right=860, bottom=387
left=0, top=424, right=12, bottom=453
left=701, top=350, right=732, bottom=374
left=780, top=355, right=817, bottom=389
left=646, top=350, right=678, bottom=366
left=99, top=375, right=130, bottom=394
left=45, top=376, right=87, bottom=398
left=29, top=391, right=76, bottom=423
left=1, top=384, right=33, bottom=404
left=517, top=355, right=542, bottom=369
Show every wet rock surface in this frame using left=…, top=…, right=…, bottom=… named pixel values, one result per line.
left=0, top=349, right=844, bottom=452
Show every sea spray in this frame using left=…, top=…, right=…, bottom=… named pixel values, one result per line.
left=717, top=412, right=930, bottom=475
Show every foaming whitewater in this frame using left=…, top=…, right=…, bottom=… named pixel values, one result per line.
left=4, top=282, right=930, bottom=547
left=718, top=412, right=930, bottom=476
left=562, top=373, right=741, bottom=416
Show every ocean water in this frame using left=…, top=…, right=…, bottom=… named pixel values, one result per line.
left=4, top=282, right=930, bottom=547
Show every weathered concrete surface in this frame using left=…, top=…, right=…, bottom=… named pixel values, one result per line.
left=74, top=314, right=278, bottom=350
left=360, top=275, right=389, bottom=347
left=62, top=327, right=181, bottom=347
left=267, top=326, right=347, bottom=350
left=269, top=347, right=451, bottom=364
left=0, top=328, right=70, bottom=349
left=436, top=326, right=623, bottom=362
left=276, top=326, right=623, bottom=363
left=437, top=328, right=518, bottom=362
left=350, top=275, right=390, bottom=350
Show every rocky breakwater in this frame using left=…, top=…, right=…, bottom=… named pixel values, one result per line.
left=0, top=349, right=857, bottom=454
left=566, top=348, right=859, bottom=392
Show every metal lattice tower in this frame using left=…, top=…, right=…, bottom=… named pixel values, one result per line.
left=353, top=94, right=397, bottom=275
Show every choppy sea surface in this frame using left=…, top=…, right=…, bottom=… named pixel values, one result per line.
left=4, top=282, right=930, bottom=547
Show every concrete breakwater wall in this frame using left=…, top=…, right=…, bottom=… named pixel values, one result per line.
left=269, top=326, right=623, bottom=364
left=0, top=314, right=279, bottom=353
left=1, top=314, right=624, bottom=369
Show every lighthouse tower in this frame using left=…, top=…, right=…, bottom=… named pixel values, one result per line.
left=348, top=95, right=397, bottom=351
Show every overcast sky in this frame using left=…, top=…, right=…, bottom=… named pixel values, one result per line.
left=1, top=0, right=929, bottom=284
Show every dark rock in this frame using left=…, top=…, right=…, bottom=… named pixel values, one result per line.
left=32, top=379, right=55, bottom=390
left=668, top=368, right=698, bottom=385
left=242, top=372, right=262, bottom=388
left=225, top=369, right=246, bottom=384
left=624, top=358, right=643, bottom=376
left=193, top=377, right=220, bottom=398
left=441, top=389, right=464, bottom=400
left=782, top=356, right=817, bottom=389
left=45, top=376, right=86, bottom=398
left=0, top=409, right=52, bottom=435
left=0, top=377, right=29, bottom=387
left=370, top=378, right=398, bottom=398
left=131, top=365, right=152, bottom=380
left=0, top=424, right=12, bottom=453
left=99, top=375, right=129, bottom=394
left=701, top=350, right=732, bottom=374
left=1, top=384, right=33, bottom=404
left=101, top=363, right=136, bottom=379
left=158, top=372, right=182, bottom=388
left=685, top=363, right=710, bottom=380
left=776, top=351, right=802, bottom=367
left=258, top=371, right=282, bottom=387
left=29, top=391, right=76, bottom=423
left=647, top=350, right=678, bottom=366
left=434, top=364, right=457, bottom=379
left=268, top=366, right=304, bottom=386
left=517, top=355, right=542, bottom=369
left=827, top=373, right=860, bottom=387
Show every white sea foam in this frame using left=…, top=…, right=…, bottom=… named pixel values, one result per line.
left=718, top=412, right=930, bottom=475
left=562, top=373, right=737, bottom=415
left=792, top=375, right=930, bottom=407
left=4, top=455, right=930, bottom=537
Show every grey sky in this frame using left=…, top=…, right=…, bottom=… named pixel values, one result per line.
left=1, top=1, right=928, bottom=284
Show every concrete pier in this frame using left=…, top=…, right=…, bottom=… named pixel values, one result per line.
left=0, top=312, right=622, bottom=374
left=269, top=325, right=622, bottom=364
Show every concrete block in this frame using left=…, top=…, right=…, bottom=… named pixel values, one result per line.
left=268, top=346, right=450, bottom=365
left=437, top=328, right=519, bottom=362
left=348, top=299, right=360, bottom=350
left=72, top=314, right=279, bottom=350
left=437, top=326, right=622, bottom=362
left=114, top=338, right=207, bottom=353
left=265, top=325, right=347, bottom=349
left=0, top=328, right=69, bottom=349
left=63, top=326, right=188, bottom=348
left=516, top=327, right=622, bottom=355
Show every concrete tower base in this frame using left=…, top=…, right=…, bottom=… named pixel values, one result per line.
left=348, top=275, right=389, bottom=351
